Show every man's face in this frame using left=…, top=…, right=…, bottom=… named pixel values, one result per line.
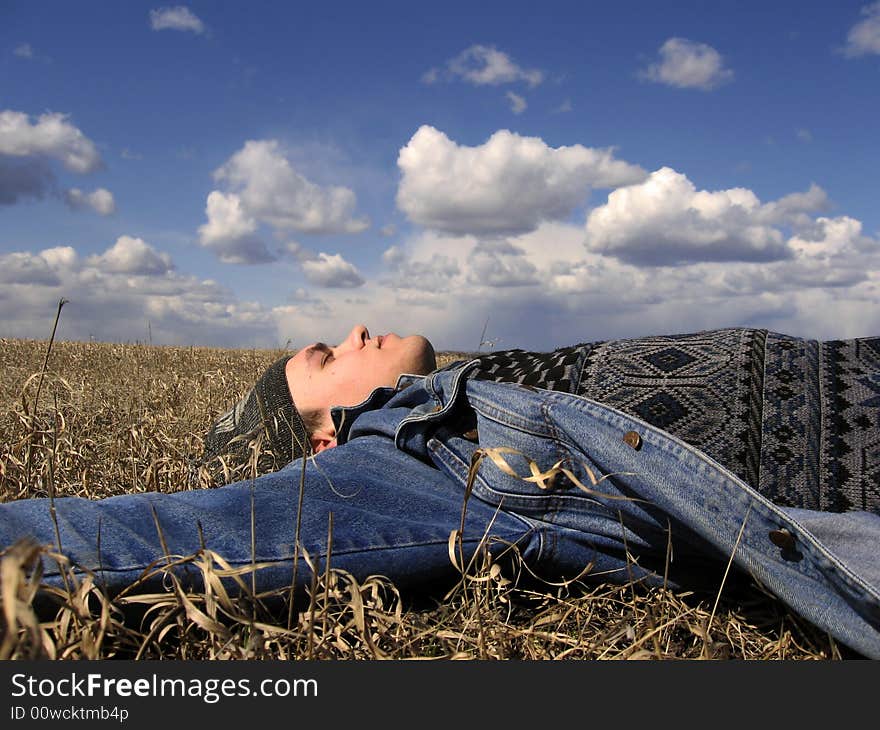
left=285, top=324, right=437, bottom=415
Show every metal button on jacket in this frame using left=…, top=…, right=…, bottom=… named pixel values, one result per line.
left=769, top=528, right=796, bottom=550
left=623, top=431, right=642, bottom=450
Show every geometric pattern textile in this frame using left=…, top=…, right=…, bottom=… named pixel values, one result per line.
left=455, top=328, right=880, bottom=514
left=465, top=343, right=589, bottom=395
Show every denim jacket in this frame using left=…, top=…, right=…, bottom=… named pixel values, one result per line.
left=3, top=360, right=880, bottom=658
left=331, top=361, right=880, bottom=658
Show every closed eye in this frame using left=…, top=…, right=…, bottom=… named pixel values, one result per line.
left=309, top=342, right=333, bottom=368
left=317, top=344, right=333, bottom=367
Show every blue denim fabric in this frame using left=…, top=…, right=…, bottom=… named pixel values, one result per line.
left=2, top=362, right=879, bottom=658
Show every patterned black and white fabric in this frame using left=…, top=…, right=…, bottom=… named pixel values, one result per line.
left=447, top=328, right=880, bottom=514
left=461, top=343, right=588, bottom=393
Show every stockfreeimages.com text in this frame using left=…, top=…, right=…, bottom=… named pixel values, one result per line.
left=11, top=673, right=317, bottom=704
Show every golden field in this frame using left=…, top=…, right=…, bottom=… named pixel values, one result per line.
left=0, top=336, right=852, bottom=659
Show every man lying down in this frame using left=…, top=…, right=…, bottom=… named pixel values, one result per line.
left=2, top=324, right=879, bottom=657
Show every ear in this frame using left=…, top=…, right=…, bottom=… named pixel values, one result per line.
left=310, top=423, right=338, bottom=454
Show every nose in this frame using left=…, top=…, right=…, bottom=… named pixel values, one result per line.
left=338, top=324, right=370, bottom=353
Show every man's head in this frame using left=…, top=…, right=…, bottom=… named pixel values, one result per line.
left=199, top=324, right=436, bottom=473
left=286, top=324, right=436, bottom=452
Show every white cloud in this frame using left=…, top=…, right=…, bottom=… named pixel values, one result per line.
left=149, top=6, right=205, bottom=34
left=553, top=99, right=573, bottom=114
left=368, top=209, right=880, bottom=350
left=397, top=125, right=647, bottom=235
left=47, top=200, right=856, bottom=353
left=423, top=45, right=544, bottom=87
left=0, top=242, right=278, bottom=347
left=6, top=201, right=871, bottom=353
left=384, top=228, right=583, bottom=297
left=638, top=38, right=734, bottom=90
left=796, top=128, right=813, bottom=142
left=0, top=111, right=107, bottom=209
left=383, top=242, right=462, bottom=292
left=420, top=67, right=440, bottom=84
left=204, top=139, right=369, bottom=249
left=13, top=43, right=33, bottom=59
left=278, top=242, right=364, bottom=288
left=788, top=216, right=875, bottom=258
left=38, top=246, right=78, bottom=270
left=301, top=252, right=364, bottom=288
left=87, top=236, right=174, bottom=275
left=5, top=173, right=877, bottom=354
left=197, top=191, right=275, bottom=264
left=506, top=91, right=527, bottom=114
left=844, top=2, right=880, bottom=57
left=279, top=241, right=364, bottom=289
left=0, top=250, right=63, bottom=286
left=466, top=244, right=539, bottom=287
left=199, top=191, right=258, bottom=243
left=0, top=110, right=102, bottom=173
left=382, top=245, right=406, bottom=267
left=278, top=240, right=314, bottom=262
left=756, top=183, right=829, bottom=228
left=583, top=167, right=825, bottom=265
left=64, top=187, right=116, bottom=216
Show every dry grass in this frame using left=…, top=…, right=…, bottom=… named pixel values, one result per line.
left=0, top=335, right=855, bottom=659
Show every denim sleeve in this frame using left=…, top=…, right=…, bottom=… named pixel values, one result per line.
left=0, top=435, right=541, bottom=599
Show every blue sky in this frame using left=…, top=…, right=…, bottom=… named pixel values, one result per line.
left=2, top=1, right=879, bottom=352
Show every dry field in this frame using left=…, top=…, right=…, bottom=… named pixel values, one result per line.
left=0, top=334, right=856, bottom=659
